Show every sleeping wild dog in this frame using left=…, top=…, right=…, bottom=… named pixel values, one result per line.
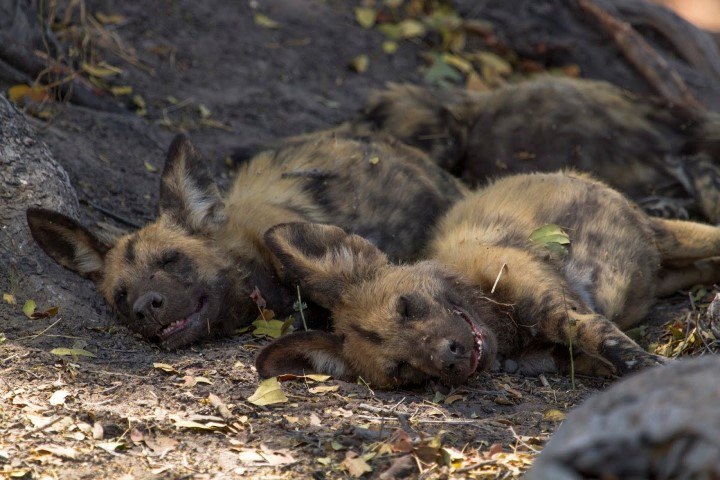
left=256, top=171, right=720, bottom=387
left=354, top=76, right=720, bottom=222
left=27, top=132, right=465, bottom=349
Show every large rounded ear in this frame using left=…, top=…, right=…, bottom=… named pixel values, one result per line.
left=264, top=223, right=388, bottom=309
left=255, top=331, right=352, bottom=379
left=26, top=208, right=111, bottom=283
left=159, top=134, right=226, bottom=234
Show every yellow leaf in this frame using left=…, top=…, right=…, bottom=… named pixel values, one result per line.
left=397, top=19, right=426, bottom=38
left=369, top=156, right=380, bottom=165
left=144, top=161, right=158, bottom=173
left=349, top=54, right=369, bottom=73
left=441, top=446, right=465, bottom=469
left=466, top=71, right=489, bottom=92
left=355, top=7, right=376, bottom=28
left=543, top=409, right=566, bottom=422
left=247, top=377, right=288, bottom=406
left=3, top=293, right=16, bottom=305
left=198, top=104, right=212, bottom=119
left=8, top=84, right=50, bottom=104
left=110, top=85, right=133, bottom=96
left=308, top=385, right=339, bottom=394
left=22, top=300, right=36, bottom=318
left=382, top=41, right=398, bottom=55
left=443, top=54, right=474, bottom=74
left=254, top=13, right=280, bottom=29
left=304, top=374, right=331, bottom=382
left=82, top=62, right=123, bottom=78
left=252, top=312, right=293, bottom=339
left=50, top=348, right=96, bottom=358
left=153, top=363, right=178, bottom=373
left=444, top=394, right=465, bottom=405
left=95, top=12, right=126, bottom=25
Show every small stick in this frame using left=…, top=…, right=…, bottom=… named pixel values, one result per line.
left=491, top=264, right=507, bottom=294
left=79, top=198, right=142, bottom=229
left=577, top=0, right=704, bottom=115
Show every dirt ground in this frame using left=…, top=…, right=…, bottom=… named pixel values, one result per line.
left=0, top=1, right=716, bottom=478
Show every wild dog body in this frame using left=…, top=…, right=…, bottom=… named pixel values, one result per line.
left=356, top=77, right=720, bottom=222
left=27, top=132, right=466, bottom=349
left=257, top=171, right=720, bottom=387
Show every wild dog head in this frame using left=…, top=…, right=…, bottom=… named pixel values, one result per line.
left=27, top=135, right=248, bottom=349
left=256, top=223, right=501, bottom=388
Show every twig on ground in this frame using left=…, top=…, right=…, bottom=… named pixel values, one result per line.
left=577, top=0, right=704, bottom=115
left=79, top=197, right=142, bottom=228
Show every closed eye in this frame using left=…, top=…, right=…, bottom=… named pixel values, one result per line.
left=159, top=249, right=180, bottom=267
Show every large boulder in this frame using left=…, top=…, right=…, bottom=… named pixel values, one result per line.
left=528, top=355, right=720, bottom=479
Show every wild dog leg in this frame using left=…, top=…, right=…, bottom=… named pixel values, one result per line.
left=656, top=259, right=720, bottom=296
left=652, top=217, right=720, bottom=262
left=447, top=245, right=663, bottom=375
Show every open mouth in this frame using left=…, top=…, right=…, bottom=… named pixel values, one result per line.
left=453, top=308, right=485, bottom=374
left=157, top=296, right=208, bottom=342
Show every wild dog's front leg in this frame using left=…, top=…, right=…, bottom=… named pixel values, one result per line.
left=558, top=311, right=664, bottom=374
left=444, top=245, right=664, bottom=375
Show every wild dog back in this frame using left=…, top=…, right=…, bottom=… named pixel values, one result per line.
left=357, top=77, right=720, bottom=221
left=27, top=132, right=466, bottom=349
left=256, top=171, right=720, bottom=387
left=220, top=131, right=467, bottom=263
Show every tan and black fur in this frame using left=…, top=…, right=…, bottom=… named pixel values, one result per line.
left=354, top=77, right=720, bottom=222
left=257, top=171, right=720, bottom=387
left=27, top=132, right=466, bottom=349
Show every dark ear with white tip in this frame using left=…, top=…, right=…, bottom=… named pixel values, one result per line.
left=264, top=222, right=388, bottom=309
left=159, top=134, right=226, bottom=234
left=255, top=331, right=352, bottom=379
left=26, top=208, right=111, bottom=283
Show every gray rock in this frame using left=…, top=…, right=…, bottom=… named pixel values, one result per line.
left=527, top=356, right=720, bottom=480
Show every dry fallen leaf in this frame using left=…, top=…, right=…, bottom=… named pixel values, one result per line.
left=35, top=444, right=77, bottom=460
left=308, top=385, right=339, bottom=395
left=341, top=451, right=373, bottom=477
left=153, top=363, right=178, bottom=374
left=237, top=445, right=295, bottom=466
left=247, top=377, right=288, bottom=406
left=49, top=390, right=70, bottom=406
left=144, top=435, right=178, bottom=457
left=3, top=293, right=17, bottom=305
left=349, top=54, right=369, bottom=73
left=254, top=13, right=280, bottom=29
left=96, top=441, right=125, bottom=454
left=543, top=409, right=566, bottom=422
left=170, top=414, right=227, bottom=431
left=355, top=7, right=376, bottom=28
left=50, top=348, right=96, bottom=358
left=95, top=12, right=126, bottom=25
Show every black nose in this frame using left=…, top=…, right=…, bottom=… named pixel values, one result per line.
left=133, top=292, right=165, bottom=321
left=440, top=339, right=466, bottom=368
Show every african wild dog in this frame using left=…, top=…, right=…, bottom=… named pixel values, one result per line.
left=353, top=76, right=720, bottom=222
left=27, top=132, right=466, bottom=349
left=256, top=171, right=720, bottom=387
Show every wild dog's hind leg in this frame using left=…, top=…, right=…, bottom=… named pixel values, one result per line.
left=652, top=218, right=720, bottom=263
left=656, top=259, right=720, bottom=296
